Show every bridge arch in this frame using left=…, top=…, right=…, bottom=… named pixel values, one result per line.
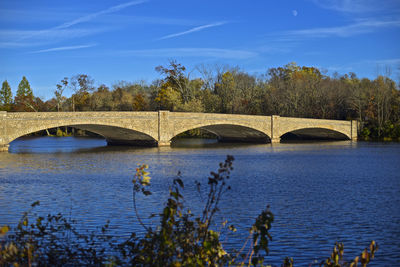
left=279, top=127, right=351, bottom=141
left=8, top=122, right=158, bottom=146
left=171, top=122, right=271, bottom=143
left=270, top=116, right=355, bottom=143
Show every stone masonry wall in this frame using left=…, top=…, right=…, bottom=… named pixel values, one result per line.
left=0, top=111, right=356, bottom=151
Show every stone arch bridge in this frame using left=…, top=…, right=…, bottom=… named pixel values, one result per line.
left=0, top=111, right=357, bottom=151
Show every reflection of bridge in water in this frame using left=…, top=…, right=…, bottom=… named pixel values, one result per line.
left=0, top=111, right=358, bottom=151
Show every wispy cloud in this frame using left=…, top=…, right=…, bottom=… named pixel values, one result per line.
left=364, top=58, right=400, bottom=76
left=120, top=15, right=199, bottom=26
left=0, top=28, right=107, bottom=48
left=322, top=59, right=400, bottom=76
left=29, top=44, right=97, bottom=54
left=116, top=48, right=257, bottom=59
left=1, top=28, right=106, bottom=41
left=3, top=1, right=147, bottom=47
left=281, top=18, right=400, bottom=38
left=158, top=21, right=227, bottom=40
left=311, top=0, right=400, bottom=13
left=52, top=0, right=147, bottom=30
left=0, top=8, right=79, bottom=24
left=324, top=65, right=354, bottom=73
left=0, top=8, right=198, bottom=28
left=372, top=58, right=400, bottom=65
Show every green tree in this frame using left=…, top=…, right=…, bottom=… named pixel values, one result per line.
left=215, top=71, right=236, bottom=113
left=154, top=83, right=182, bottom=111
left=0, top=80, right=12, bottom=111
left=201, top=88, right=221, bottom=113
left=372, top=76, right=396, bottom=137
left=156, top=60, right=192, bottom=104
left=111, top=87, right=135, bottom=111
left=14, top=76, right=34, bottom=111
left=90, top=84, right=113, bottom=111
left=177, top=98, right=204, bottom=112
left=132, top=93, right=148, bottom=111
left=70, top=74, right=95, bottom=111
left=232, top=71, right=260, bottom=114
left=55, top=77, right=68, bottom=112
left=17, top=76, right=33, bottom=98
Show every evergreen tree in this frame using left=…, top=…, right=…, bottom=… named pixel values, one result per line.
left=0, top=80, right=13, bottom=110
left=15, top=76, right=34, bottom=111
left=16, top=76, right=33, bottom=98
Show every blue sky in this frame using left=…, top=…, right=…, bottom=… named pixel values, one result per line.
left=0, top=0, right=399, bottom=99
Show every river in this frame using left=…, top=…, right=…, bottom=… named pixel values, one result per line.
left=0, top=137, right=399, bottom=266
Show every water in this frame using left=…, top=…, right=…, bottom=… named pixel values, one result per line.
left=1, top=136, right=399, bottom=266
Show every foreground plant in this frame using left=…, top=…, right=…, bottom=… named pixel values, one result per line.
left=0, top=201, right=116, bottom=266
left=0, top=156, right=377, bottom=266
left=320, top=241, right=378, bottom=267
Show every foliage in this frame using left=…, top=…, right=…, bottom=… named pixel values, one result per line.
left=156, top=60, right=192, bottom=104
left=132, top=93, right=148, bottom=111
left=0, top=201, right=116, bottom=266
left=70, top=74, right=95, bottom=111
left=0, top=80, right=12, bottom=111
left=215, top=71, right=235, bottom=113
left=14, top=76, right=34, bottom=112
left=16, top=77, right=33, bottom=99
left=0, top=156, right=378, bottom=266
left=54, top=77, right=68, bottom=112
left=55, top=128, right=72, bottom=137
left=121, top=156, right=236, bottom=265
left=154, top=82, right=182, bottom=111
left=320, top=241, right=378, bottom=267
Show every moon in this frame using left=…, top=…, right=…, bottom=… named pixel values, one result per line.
left=292, top=10, right=298, bottom=16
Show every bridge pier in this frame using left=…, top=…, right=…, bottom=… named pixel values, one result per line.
left=158, top=141, right=171, bottom=146
left=270, top=138, right=280, bottom=144
left=0, top=144, right=9, bottom=152
left=270, top=115, right=280, bottom=144
left=158, top=110, right=172, bottom=147
left=351, top=120, right=358, bottom=141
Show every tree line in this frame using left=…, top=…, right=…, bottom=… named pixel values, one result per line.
left=1, top=61, right=399, bottom=140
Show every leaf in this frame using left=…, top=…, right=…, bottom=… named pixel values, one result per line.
left=175, top=178, right=184, bottom=189
left=0, top=225, right=9, bottom=235
left=143, top=190, right=152, bottom=196
left=141, top=176, right=151, bottom=185
left=31, top=201, right=40, bottom=207
left=228, top=225, right=237, bottom=232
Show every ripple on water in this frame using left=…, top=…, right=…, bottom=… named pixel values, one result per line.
left=1, top=138, right=399, bottom=266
